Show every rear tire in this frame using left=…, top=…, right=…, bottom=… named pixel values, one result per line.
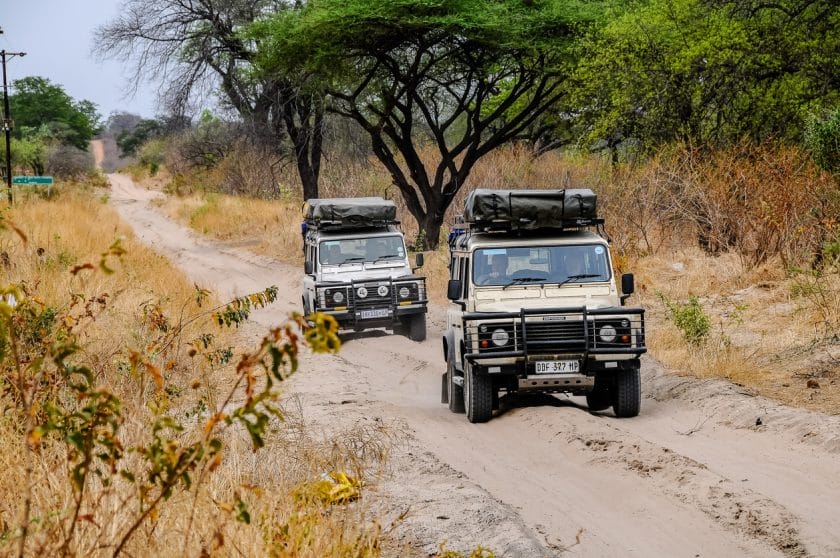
left=613, top=367, right=641, bottom=418
left=406, top=314, right=427, bottom=342
left=464, top=362, right=493, bottom=423
left=447, top=352, right=465, bottom=413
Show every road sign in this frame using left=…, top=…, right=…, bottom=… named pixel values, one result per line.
left=12, top=175, right=53, bottom=185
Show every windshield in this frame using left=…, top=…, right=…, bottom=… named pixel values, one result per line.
left=473, top=244, right=610, bottom=286
left=319, top=235, right=406, bottom=265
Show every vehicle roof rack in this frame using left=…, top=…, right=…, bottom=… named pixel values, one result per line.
left=304, top=197, right=399, bottom=230
left=463, top=188, right=603, bottom=232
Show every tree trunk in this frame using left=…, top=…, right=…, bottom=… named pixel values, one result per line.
left=283, top=91, right=324, bottom=201
left=417, top=211, right=445, bottom=251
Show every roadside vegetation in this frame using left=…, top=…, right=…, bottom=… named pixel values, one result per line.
left=0, top=184, right=394, bottom=556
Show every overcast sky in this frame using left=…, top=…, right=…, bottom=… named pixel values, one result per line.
left=1, top=0, right=160, bottom=120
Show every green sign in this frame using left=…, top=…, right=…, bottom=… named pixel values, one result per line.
left=12, top=176, right=54, bottom=185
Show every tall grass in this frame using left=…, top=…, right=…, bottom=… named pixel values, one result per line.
left=1, top=183, right=387, bottom=556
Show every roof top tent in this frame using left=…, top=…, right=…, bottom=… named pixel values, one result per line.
left=462, top=188, right=601, bottom=232
left=304, top=197, right=399, bottom=231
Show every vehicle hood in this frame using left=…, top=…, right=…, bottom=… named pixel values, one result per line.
left=317, top=262, right=414, bottom=283
left=472, top=283, right=619, bottom=312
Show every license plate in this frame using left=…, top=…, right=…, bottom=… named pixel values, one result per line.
left=360, top=308, right=390, bottom=319
left=535, top=360, right=580, bottom=374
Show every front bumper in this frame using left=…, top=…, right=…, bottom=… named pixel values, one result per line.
left=462, top=306, right=646, bottom=373
left=315, top=277, right=427, bottom=328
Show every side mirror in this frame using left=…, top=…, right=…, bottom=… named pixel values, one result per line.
left=620, top=273, right=635, bottom=305
left=414, top=253, right=424, bottom=269
left=304, top=261, right=313, bottom=275
left=447, top=279, right=462, bottom=301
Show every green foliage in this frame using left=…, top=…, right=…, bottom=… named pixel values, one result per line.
left=138, top=138, right=167, bottom=175
left=213, top=286, right=279, bottom=327
left=9, top=76, right=103, bottom=150
left=117, top=118, right=162, bottom=157
left=804, top=107, right=840, bottom=176
left=658, top=293, right=711, bottom=345
left=570, top=0, right=840, bottom=150
left=10, top=136, right=48, bottom=175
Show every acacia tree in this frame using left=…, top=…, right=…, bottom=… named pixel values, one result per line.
left=569, top=0, right=840, bottom=152
left=251, top=0, right=595, bottom=248
left=94, top=0, right=324, bottom=200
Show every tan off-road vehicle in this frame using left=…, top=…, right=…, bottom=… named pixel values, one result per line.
left=302, top=197, right=428, bottom=341
left=441, top=189, right=646, bottom=422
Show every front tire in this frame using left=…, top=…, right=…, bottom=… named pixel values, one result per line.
left=447, top=352, right=465, bottom=413
left=613, top=367, right=641, bottom=418
left=406, top=314, right=427, bottom=342
left=464, top=362, right=493, bottom=423
left=586, top=374, right=612, bottom=412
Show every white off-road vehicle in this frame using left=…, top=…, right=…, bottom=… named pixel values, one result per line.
left=441, top=189, right=646, bottom=422
left=302, top=197, right=428, bottom=341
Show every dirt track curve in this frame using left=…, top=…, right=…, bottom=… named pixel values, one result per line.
left=107, top=172, right=840, bottom=557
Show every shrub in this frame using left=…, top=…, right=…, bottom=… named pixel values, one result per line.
left=659, top=293, right=711, bottom=345
left=138, top=138, right=167, bottom=175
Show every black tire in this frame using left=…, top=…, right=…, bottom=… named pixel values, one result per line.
left=447, top=353, right=465, bottom=413
left=464, top=362, right=493, bottom=423
left=407, top=314, right=427, bottom=342
left=586, top=374, right=612, bottom=412
left=586, top=388, right=612, bottom=412
left=613, top=367, right=641, bottom=418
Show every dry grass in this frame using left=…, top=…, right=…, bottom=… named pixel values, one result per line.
left=157, top=193, right=303, bottom=264
left=0, top=182, right=389, bottom=556
left=145, top=144, right=839, bottom=414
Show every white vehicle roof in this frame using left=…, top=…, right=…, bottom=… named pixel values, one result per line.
left=459, top=229, right=607, bottom=250
left=311, top=228, right=404, bottom=242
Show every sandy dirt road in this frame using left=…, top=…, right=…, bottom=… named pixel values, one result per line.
left=107, top=172, right=840, bottom=557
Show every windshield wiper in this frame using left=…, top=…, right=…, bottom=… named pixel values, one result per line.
left=502, top=277, right=544, bottom=290
left=338, top=257, right=365, bottom=266
left=553, top=273, right=602, bottom=287
left=373, top=254, right=400, bottom=263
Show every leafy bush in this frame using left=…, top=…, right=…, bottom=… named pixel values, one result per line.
left=659, top=293, right=711, bottom=345
left=804, top=107, right=840, bottom=176
left=138, top=138, right=167, bottom=175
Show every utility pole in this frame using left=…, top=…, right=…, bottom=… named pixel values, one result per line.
left=1, top=40, right=27, bottom=204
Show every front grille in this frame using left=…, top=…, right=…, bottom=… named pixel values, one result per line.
left=350, top=282, right=393, bottom=310
left=463, top=307, right=646, bottom=358
left=518, top=320, right=589, bottom=352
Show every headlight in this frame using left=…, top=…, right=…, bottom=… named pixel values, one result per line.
left=377, top=285, right=389, bottom=297
left=491, top=328, right=510, bottom=346
left=599, top=325, right=617, bottom=343
left=399, top=286, right=410, bottom=299
left=356, top=286, right=368, bottom=298
left=332, top=291, right=344, bottom=304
